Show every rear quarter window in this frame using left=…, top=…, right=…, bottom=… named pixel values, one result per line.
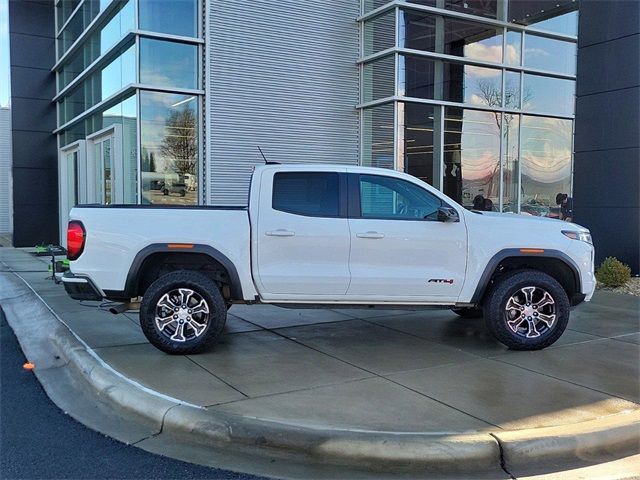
left=272, top=172, right=339, bottom=217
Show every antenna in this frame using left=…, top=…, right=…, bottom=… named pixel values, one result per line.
left=257, top=146, right=280, bottom=165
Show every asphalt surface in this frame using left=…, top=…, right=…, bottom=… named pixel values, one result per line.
left=0, top=311, right=262, bottom=480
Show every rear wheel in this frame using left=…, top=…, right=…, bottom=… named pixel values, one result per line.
left=451, top=307, right=483, bottom=318
left=483, top=269, right=569, bottom=350
left=139, top=271, right=226, bottom=354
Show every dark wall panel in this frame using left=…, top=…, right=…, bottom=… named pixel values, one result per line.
left=9, top=0, right=58, bottom=247
left=574, top=0, right=640, bottom=273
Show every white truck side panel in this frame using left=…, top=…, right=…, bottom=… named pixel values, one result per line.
left=69, top=208, right=257, bottom=299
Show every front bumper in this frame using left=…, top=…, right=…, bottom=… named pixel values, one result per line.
left=61, top=272, right=103, bottom=301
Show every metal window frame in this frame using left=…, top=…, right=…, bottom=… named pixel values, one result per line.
left=54, top=84, right=204, bottom=134
left=359, top=0, right=578, bottom=43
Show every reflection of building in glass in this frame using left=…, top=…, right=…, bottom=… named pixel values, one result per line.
left=54, top=0, right=201, bottom=214
left=362, top=0, right=578, bottom=212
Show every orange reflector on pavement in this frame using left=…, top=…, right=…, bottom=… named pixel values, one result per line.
left=520, top=248, right=545, bottom=254
left=23, top=362, right=35, bottom=370
left=167, top=244, right=194, bottom=249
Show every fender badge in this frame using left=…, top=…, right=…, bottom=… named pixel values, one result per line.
left=428, top=279, right=454, bottom=284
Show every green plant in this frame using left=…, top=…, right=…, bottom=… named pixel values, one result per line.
left=595, top=257, right=631, bottom=287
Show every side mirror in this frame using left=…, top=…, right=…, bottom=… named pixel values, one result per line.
left=437, top=206, right=459, bottom=223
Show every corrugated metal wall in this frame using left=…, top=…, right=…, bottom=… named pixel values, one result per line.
left=0, top=108, right=12, bottom=234
left=206, top=0, right=360, bottom=205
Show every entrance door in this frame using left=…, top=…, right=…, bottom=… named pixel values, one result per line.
left=58, top=141, right=86, bottom=245
left=346, top=173, right=467, bottom=302
left=94, top=137, right=114, bottom=204
left=87, top=125, right=122, bottom=204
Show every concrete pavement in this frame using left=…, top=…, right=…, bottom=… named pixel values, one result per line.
left=1, top=246, right=639, bottom=478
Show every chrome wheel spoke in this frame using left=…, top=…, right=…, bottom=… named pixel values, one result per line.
left=188, top=319, right=206, bottom=336
left=537, top=313, right=556, bottom=327
left=507, top=315, right=526, bottom=333
left=506, top=297, right=524, bottom=311
left=525, top=319, right=541, bottom=338
left=191, top=299, right=209, bottom=315
left=171, top=322, right=186, bottom=342
left=522, top=287, right=535, bottom=304
left=158, top=293, right=178, bottom=311
left=155, top=315, right=176, bottom=331
left=533, top=292, right=554, bottom=309
left=179, top=288, right=194, bottom=306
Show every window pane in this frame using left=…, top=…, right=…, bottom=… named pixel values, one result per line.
left=523, top=74, right=575, bottom=116
left=139, top=0, right=197, bottom=37
left=443, top=107, right=501, bottom=209
left=58, top=43, right=135, bottom=125
left=141, top=92, right=199, bottom=205
left=399, top=102, right=437, bottom=186
left=139, top=39, right=198, bottom=90
left=363, top=10, right=395, bottom=57
left=399, top=10, right=436, bottom=52
left=520, top=116, right=572, bottom=217
left=360, top=174, right=442, bottom=220
left=399, top=55, right=503, bottom=107
left=59, top=0, right=135, bottom=89
left=399, top=55, right=436, bottom=99
left=524, top=34, right=576, bottom=75
left=362, top=103, right=395, bottom=169
left=443, top=62, right=502, bottom=106
left=505, top=71, right=521, bottom=109
left=443, top=17, right=503, bottom=63
left=502, top=113, right=519, bottom=212
left=272, top=173, right=339, bottom=217
left=445, top=0, right=497, bottom=19
left=509, top=0, right=578, bottom=36
left=506, top=30, right=522, bottom=66
left=362, top=55, right=395, bottom=103
left=530, top=11, right=578, bottom=36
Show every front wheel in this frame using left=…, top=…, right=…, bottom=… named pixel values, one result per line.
left=483, top=270, right=570, bottom=350
left=139, top=271, right=227, bottom=354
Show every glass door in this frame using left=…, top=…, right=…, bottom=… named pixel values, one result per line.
left=94, top=137, right=114, bottom=204
left=58, top=141, right=86, bottom=246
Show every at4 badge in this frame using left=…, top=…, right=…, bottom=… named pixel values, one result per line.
left=428, top=279, right=454, bottom=284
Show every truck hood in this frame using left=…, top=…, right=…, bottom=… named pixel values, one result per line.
left=464, top=210, right=589, bottom=233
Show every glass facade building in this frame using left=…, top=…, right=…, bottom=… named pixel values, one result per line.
left=54, top=0, right=202, bottom=222
left=359, top=0, right=578, bottom=216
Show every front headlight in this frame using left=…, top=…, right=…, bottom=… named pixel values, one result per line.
left=562, top=230, right=593, bottom=245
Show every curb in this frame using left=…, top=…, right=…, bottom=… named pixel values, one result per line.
left=2, top=267, right=639, bottom=476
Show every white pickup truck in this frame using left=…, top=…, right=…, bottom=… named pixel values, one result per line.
left=63, top=164, right=596, bottom=354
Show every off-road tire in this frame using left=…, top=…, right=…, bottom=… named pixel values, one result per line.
left=483, top=269, right=570, bottom=350
left=451, top=307, right=484, bottom=318
left=140, top=271, right=226, bottom=354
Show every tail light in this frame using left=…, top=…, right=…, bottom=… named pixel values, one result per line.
left=67, top=221, right=86, bottom=261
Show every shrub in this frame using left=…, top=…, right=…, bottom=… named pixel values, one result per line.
left=595, top=257, right=631, bottom=287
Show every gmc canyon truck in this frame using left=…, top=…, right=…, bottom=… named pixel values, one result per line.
left=62, top=164, right=596, bottom=354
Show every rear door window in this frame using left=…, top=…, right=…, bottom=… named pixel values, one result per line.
left=272, top=172, right=340, bottom=217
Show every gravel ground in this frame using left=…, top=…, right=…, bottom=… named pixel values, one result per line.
left=597, top=277, right=640, bottom=297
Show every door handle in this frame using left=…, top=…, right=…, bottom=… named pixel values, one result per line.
left=356, top=231, right=385, bottom=239
left=265, top=229, right=295, bottom=237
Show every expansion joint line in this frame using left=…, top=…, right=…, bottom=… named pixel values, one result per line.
left=489, top=433, right=517, bottom=479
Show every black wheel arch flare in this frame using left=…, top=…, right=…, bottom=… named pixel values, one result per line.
left=102, top=244, right=244, bottom=301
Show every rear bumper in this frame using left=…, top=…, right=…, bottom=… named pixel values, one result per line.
left=61, top=272, right=103, bottom=301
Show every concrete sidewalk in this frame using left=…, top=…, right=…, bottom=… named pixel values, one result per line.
left=1, top=247, right=639, bottom=478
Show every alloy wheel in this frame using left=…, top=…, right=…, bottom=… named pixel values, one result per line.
left=154, top=288, right=209, bottom=342
left=504, top=286, right=556, bottom=338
